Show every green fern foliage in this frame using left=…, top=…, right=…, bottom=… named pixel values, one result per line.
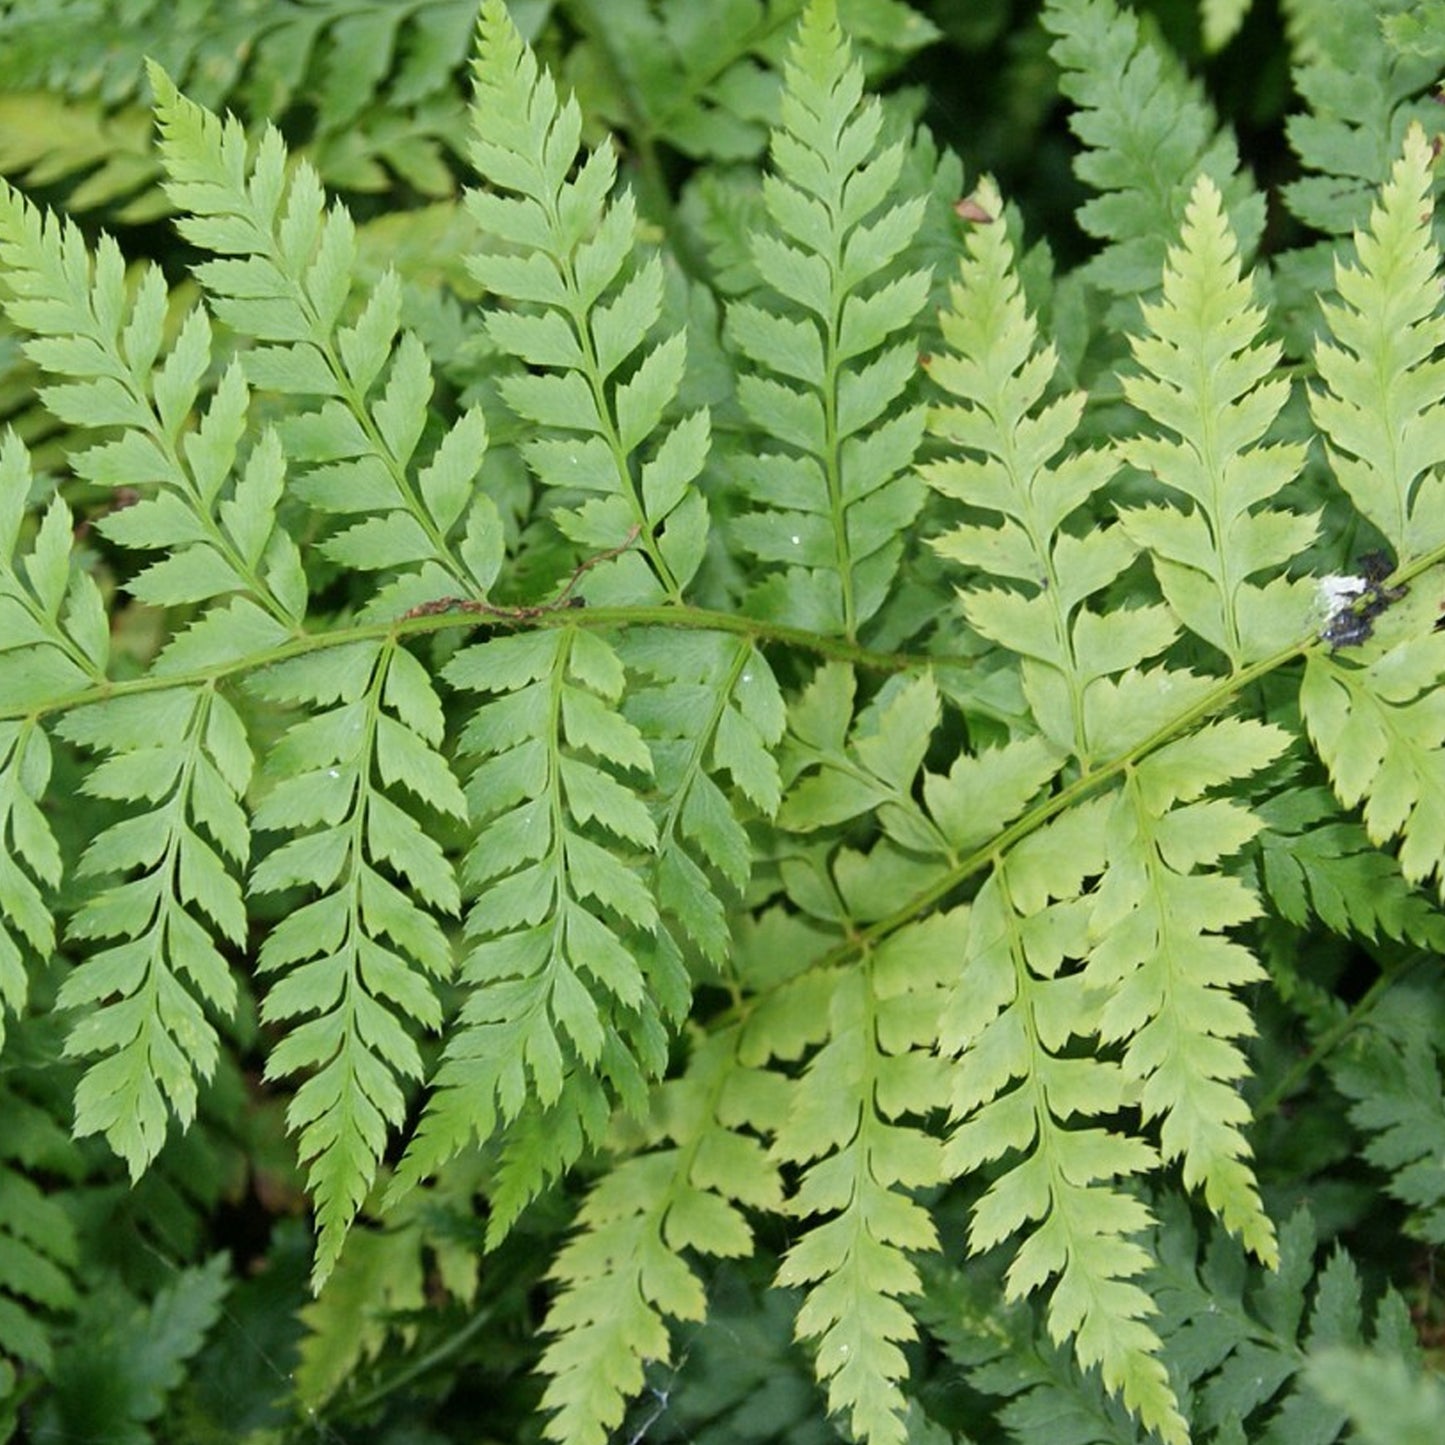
left=468, top=0, right=708, bottom=606
left=250, top=637, right=464, bottom=1286
left=537, top=1025, right=785, bottom=1445
left=1042, top=0, right=1264, bottom=303
left=726, top=0, right=928, bottom=639
left=4, top=2, right=1445, bottom=1441
left=1119, top=174, right=1315, bottom=669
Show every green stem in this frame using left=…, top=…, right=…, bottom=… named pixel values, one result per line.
left=0, top=602, right=959, bottom=724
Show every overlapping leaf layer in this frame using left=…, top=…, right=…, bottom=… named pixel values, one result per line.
left=3, top=1, right=1445, bottom=1442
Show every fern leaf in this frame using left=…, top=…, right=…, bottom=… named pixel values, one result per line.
left=1256, top=785, right=1445, bottom=950
left=625, top=628, right=786, bottom=964
left=0, top=178, right=306, bottom=652
left=1310, top=123, right=1445, bottom=560
left=1281, top=0, right=1438, bottom=239
left=296, top=1151, right=482, bottom=1410
left=393, top=623, right=662, bottom=1211
left=0, top=434, right=102, bottom=1036
left=772, top=921, right=950, bottom=1445
left=1300, top=632, right=1445, bottom=890
left=469, top=0, right=708, bottom=605
left=0, top=92, right=162, bottom=221
left=538, top=1026, right=785, bottom=1445
left=249, top=637, right=464, bottom=1286
left=919, top=1254, right=1144, bottom=1445
left=924, top=178, right=1234, bottom=1441
left=1305, top=1348, right=1445, bottom=1445
left=0, top=1076, right=79, bottom=1379
left=1084, top=720, right=1285, bottom=1264
left=51, top=683, right=247, bottom=1176
left=923, top=176, right=1176, bottom=769
left=941, top=802, right=1186, bottom=1445
left=1152, top=1201, right=1418, bottom=1439
left=726, top=0, right=928, bottom=639
left=150, top=69, right=502, bottom=620
left=1328, top=985, right=1445, bottom=1244
left=1042, top=0, right=1264, bottom=302
left=1120, top=174, right=1316, bottom=669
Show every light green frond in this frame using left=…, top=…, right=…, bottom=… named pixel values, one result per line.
left=150, top=69, right=501, bottom=620
left=1084, top=719, right=1287, bottom=1264
left=538, top=1026, right=785, bottom=1445
left=924, top=177, right=1175, bottom=768
left=772, top=917, right=952, bottom=1445
left=55, top=682, right=249, bottom=1176
left=625, top=629, right=786, bottom=965
left=940, top=803, right=1188, bottom=1445
left=1311, top=124, right=1445, bottom=560
left=469, top=0, right=708, bottom=605
left=726, top=0, right=929, bottom=640
left=1120, top=173, right=1316, bottom=668
left=0, top=181, right=305, bottom=648
left=1042, top=0, right=1264, bottom=302
left=1301, top=632, right=1445, bottom=891
left=249, top=637, right=462, bottom=1286
left=393, top=622, right=664, bottom=1210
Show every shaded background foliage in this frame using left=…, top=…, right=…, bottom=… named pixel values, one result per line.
left=1, top=1, right=1445, bottom=1443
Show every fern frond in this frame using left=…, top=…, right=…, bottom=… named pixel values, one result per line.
left=0, top=434, right=101, bottom=1036
left=295, top=1151, right=482, bottom=1410
left=941, top=801, right=1186, bottom=1445
left=0, top=93, right=162, bottom=221
left=762, top=666, right=1059, bottom=1445
left=923, top=176, right=1176, bottom=769
left=1300, top=626, right=1445, bottom=891
left=249, top=637, right=464, bottom=1285
left=0, top=1071, right=79, bottom=1382
left=469, top=0, right=709, bottom=605
left=1119, top=174, right=1316, bottom=670
left=0, top=0, right=475, bottom=199
left=1042, top=0, right=1264, bottom=303
left=1280, top=0, right=1437, bottom=239
left=1311, top=123, right=1445, bottom=561
left=1328, top=985, right=1445, bottom=1244
left=566, top=0, right=938, bottom=169
left=1151, top=1200, right=1418, bottom=1440
left=1305, top=1348, right=1445, bottom=1445
left=625, top=628, right=786, bottom=965
left=392, top=624, right=659, bottom=1208
left=1083, top=719, right=1284, bottom=1264
left=726, top=0, right=928, bottom=640
left=921, top=172, right=1291, bottom=1442
left=919, top=1254, right=1144, bottom=1445
left=0, top=178, right=307, bottom=652
left=1256, top=784, right=1445, bottom=950
left=151, top=70, right=502, bottom=621
left=771, top=918, right=951, bottom=1445
left=53, top=682, right=248, bottom=1175
left=538, top=1026, right=785, bottom=1445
